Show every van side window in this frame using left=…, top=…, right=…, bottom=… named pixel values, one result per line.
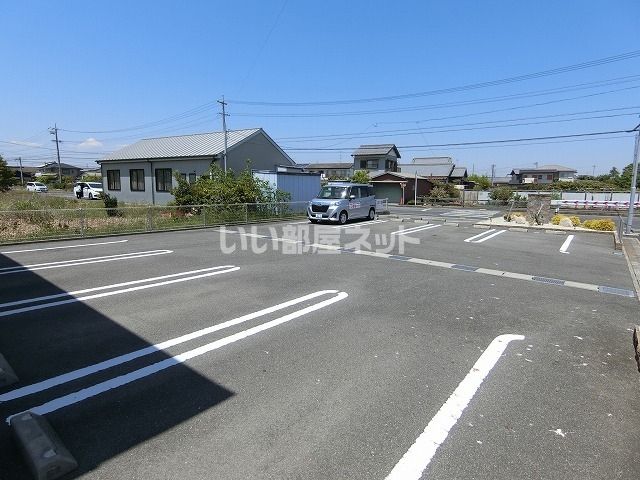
left=351, top=187, right=361, bottom=198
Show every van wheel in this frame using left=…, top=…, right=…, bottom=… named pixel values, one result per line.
left=338, top=211, right=348, bottom=225
left=89, top=193, right=93, bottom=200
left=368, top=208, right=375, bottom=220
left=309, top=219, right=318, bottom=224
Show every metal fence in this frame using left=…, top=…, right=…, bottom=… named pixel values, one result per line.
left=0, top=201, right=309, bottom=244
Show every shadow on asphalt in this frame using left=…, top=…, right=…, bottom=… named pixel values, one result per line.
left=0, top=253, right=234, bottom=479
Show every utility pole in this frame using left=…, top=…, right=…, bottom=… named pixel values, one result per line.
left=49, top=123, right=62, bottom=183
left=592, top=165, right=596, bottom=177
left=217, top=97, right=229, bottom=173
left=491, top=164, right=496, bottom=186
left=17, top=157, right=24, bottom=186
left=625, top=124, right=640, bottom=235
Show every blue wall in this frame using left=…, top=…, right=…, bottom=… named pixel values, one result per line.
left=254, top=172, right=321, bottom=203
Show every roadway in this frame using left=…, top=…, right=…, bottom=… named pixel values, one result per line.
left=0, top=218, right=638, bottom=479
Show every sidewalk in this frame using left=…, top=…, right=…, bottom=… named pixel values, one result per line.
left=623, top=236, right=640, bottom=301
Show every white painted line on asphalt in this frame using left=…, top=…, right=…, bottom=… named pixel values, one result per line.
left=385, top=334, right=525, bottom=480
left=1, top=239, right=129, bottom=254
left=0, top=290, right=338, bottom=402
left=0, top=250, right=172, bottom=275
left=463, top=229, right=496, bottom=242
left=394, top=224, right=442, bottom=236
left=223, top=230, right=636, bottom=297
left=332, top=220, right=387, bottom=229
left=421, top=208, right=432, bottom=212
left=0, top=265, right=239, bottom=318
left=6, top=291, right=348, bottom=419
left=0, top=266, right=235, bottom=310
left=391, top=224, right=439, bottom=235
left=473, top=229, right=506, bottom=243
left=559, top=234, right=575, bottom=254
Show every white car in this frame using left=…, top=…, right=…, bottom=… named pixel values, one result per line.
left=26, top=182, right=48, bottom=193
left=74, top=182, right=103, bottom=199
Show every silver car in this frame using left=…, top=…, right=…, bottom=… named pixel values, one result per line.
left=308, top=182, right=376, bottom=224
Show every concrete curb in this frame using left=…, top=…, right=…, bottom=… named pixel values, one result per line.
left=473, top=225, right=491, bottom=230
left=508, top=227, right=529, bottom=232
left=475, top=220, right=616, bottom=236
left=11, top=412, right=78, bottom=480
left=0, top=353, right=18, bottom=388
left=622, top=237, right=640, bottom=302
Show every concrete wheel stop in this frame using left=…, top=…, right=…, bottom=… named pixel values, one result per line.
left=0, top=353, right=19, bottom=388
left=10, top=411, right=78, bottom=480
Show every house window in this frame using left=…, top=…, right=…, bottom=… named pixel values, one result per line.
left=107, top=170, right=121, bottom=190
left=547, top=174, right=553, bottom=180
left=180, top=173, right=187, bottom=181
left=155, top=168, right=173, bottom=192
left=130, top=169, right=145, bottom=191
left=362, top=159, right=378, bottom=169
left=188, top=173, right=196, bottom=184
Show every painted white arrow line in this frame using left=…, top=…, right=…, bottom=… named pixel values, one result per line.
left=6, top=291, right=348, bottom=420
left=386, top=334, right=525, bottom=480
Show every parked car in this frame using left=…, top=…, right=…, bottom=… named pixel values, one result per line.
left=307, top=182, right=376, bottom=224
left=74, top=182, right=103, bottom=199
left=26, top=181, right=48, bottom=193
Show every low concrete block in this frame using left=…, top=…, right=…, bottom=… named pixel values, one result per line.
left=10, top=412, right=78, bottom=480
left=473, top=224, right=491, bottom=229
left=0, top=353, right=19, bottom=388
left=441, top=222, right=459, bottom=227
left=613, top=230, right=622, bottom=251
left=544, top=230, right=566, bottom=235
left=634, top=326, right=640, bottom=373
left=509, top=227, right=529, bottom=232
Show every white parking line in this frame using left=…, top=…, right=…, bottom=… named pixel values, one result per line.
left=559, top=235, right=575, bottom=254
left=473, top=229, right=506, bottom=243
left=0, top=265, right=239, bottom=318
left=1, top=239, right=128, bottom=254
left=332, top=220, right=387, bottom=229
left=6, top=290, right=348, bottom=420
left=463, top=229, right=506, bottom=243
left=421, top=208, right=432, bottom=212
left=464, top=229, right=495, bottom=242
left=393, top=224, right=442, bottom=236
left=385, top=334, right=525, bottom=480
left=0, top=250, right=172, bottom=275
left=0, top=290, right=337, bottom=402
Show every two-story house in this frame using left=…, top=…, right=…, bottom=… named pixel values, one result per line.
left=352, top=144, right=400, bottom=173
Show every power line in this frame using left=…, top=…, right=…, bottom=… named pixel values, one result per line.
left=276, top=109, right=640, bottom=143
left=282, top=128, right=637, bottom=151
left=231, top=83, right=640, bottom=118
left=228, top=49, right=640, bottom=106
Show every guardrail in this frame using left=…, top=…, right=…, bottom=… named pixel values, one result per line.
left=553, top=200, right=640, bottom=210
left=0, top=201, right=309, bottom=244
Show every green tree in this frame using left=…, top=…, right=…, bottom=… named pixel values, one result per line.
left=351, top=170, right=370, bottom=184
left=619, top=163, right=640, bottom=189
left=489, top=186, right=514, bottom=203
left=172, top=164, right=290, bottom=208
left=468, top=174, right=491, bottom=190
left=0, top=156, right=16, bottom=192
left=609, top=166, right=620, bottom=178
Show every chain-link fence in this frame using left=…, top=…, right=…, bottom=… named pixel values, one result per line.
left=0, top=201, right=309, bottom=244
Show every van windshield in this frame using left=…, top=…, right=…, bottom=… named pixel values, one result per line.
left=317, top=186, right=348, bottom=199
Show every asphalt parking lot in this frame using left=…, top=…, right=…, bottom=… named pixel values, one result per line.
left=1, top=218, right=639, bottom=479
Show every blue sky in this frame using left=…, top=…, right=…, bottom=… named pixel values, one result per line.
left=1, top=0, right=639, bottom=177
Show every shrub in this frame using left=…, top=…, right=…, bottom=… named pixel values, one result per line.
left=551, top=214, right=564, bottom=225
left=582, top=218, right=615, bottom=231
left=489, top=186, right=513, bottom=203
left=102, top=193, right=122, bottom=217
left=569, top=215, right=581, bottom=226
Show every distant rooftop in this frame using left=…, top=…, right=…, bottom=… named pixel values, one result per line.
left=352, top=144, right=401, bottom=157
